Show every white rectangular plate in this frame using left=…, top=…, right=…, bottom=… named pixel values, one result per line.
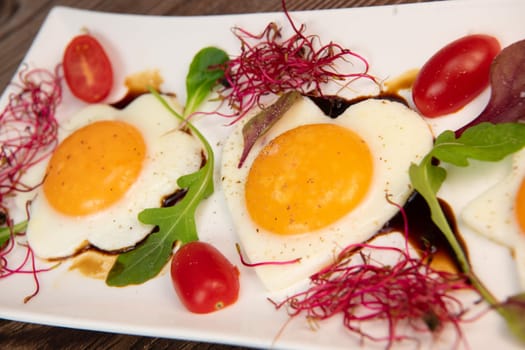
left=1, top=1, right=524, bottom=349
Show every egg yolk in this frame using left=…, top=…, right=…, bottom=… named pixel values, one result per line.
left=44, top=120, right=146, bottom=216
left=516, top=177, right=525, bottom=234
left=245, top=123, right=373, bottom=235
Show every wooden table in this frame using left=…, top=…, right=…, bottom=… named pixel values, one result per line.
left=0, top=1, right=430, bottom=349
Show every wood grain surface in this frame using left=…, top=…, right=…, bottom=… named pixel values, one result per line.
left=0, top=1, right=429, bottom=349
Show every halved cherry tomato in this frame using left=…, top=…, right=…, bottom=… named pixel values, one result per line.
left=171, top=241, right=240, bottom=314
left=63, top=34, right=113, bottom=103
left=412, top=34, right=500, bottom=118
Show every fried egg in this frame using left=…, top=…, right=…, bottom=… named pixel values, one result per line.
left=25, top=93, right=203, bottom=259
left=461, top=147, right=525, bottom=288
left=221, top=96, right=434, bottom=291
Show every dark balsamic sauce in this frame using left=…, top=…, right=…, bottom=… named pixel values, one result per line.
left=111, top=91, right=179, bottom=110
left=111, top=69, right=168, bottom=110
left=111, top=91, right=147, bottom=110
left=379, top=192, right=469, bottom=273
left=161, top=189, right=188, bottom=207
left=307, top=92, right=409, bottom=119
left=0, top=210, right=6, bottom=226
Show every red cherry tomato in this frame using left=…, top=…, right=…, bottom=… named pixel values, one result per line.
left=412, top=34, right=500, bottom=118
left=63, top=34, right=113, bottom=103
left=171, top=241, right=240, bottom=314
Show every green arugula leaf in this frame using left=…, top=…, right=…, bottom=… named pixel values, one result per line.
left=139, top=161, right=213, bottom=244
left=409, top=158, right=446, bottom=196
left=184, top=47, right=229, bottom=117
left=106, top=47, right=227, bottom=287
left=432, top=123, right=525, bottom=166
left=409, top=160, right=468, bottom=272
left=409, top=122, right=525, bottom=343
left=0, top=220, right=27, bottom=247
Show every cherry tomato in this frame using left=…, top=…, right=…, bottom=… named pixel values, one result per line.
left=412, top=34, right=500, bottom=118
left=171, top=241, right=240, bottom=314
left=63, top=34, right=113, bottom=103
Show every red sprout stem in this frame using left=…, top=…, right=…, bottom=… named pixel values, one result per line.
left=0, top=64, right=62, bottom=302
left=271, top=201, right=479, bottom=349
left=23, top=244, right=40, bottom=303
left=235, top=243, right=301, bottom=267
left=218, top=2, right=376, bottom=123
left=0, top=211, right=57, bottom=302
left=0, top=64, right=62, bottom=207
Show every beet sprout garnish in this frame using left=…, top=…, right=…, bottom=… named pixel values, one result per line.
left=218, top=0, right=376, bottom=124
left=270, top=201, right=478, bottom=349
left=0, top=64, right=62, bottom=208
left=235, top=243, right=301, bottom=267
left=0, top=64, right=62, bottom=301
left=0, top=213, right=57, bottom=303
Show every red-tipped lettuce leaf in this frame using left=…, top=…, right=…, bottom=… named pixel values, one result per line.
left=238, top=91, right=301, bottom=167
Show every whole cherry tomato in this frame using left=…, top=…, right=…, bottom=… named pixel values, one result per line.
left=412, top=34, right=500, bottom=118
left=63, top=34, right=113, bottom=103
left=171, top=241, right=240, bottom=314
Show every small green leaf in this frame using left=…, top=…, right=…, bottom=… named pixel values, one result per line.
left=0, top=228, right=9, bottom=247
left=409, top=159, right=469, bottom=273
left=432, top=122, right=525, bottom=166
left=185, top=47, right=229, bottom=116
left=409, top=158, right=446, bottom=196
left=0, top=221, right=27, bottom=247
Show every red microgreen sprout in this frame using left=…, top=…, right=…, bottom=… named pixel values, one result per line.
left=270, top=198, right=479, bottom=349
left=218, top=0, right=376, bottom=124
left=0, top=64, right=62, bottom=205
left=0, top=64, right=62, bottom=301
left=235, top=243, right=301, bottom=267
left=0, top=210, right=58, bottom=303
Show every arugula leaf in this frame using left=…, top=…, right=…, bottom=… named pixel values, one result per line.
left=106, top=47, right=227, bottom=286
left=185, top=47, right=229, bottom=117
left=409, top=161, right=466, bottom=270
left=409, top=122, right=525, bottom=343
left=138, top=155, right=214, bottom=245
left=433, top=123, right=525, bottom=166
left=0, top=220, right=27, bottom=247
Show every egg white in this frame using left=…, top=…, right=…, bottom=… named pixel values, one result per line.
left=461, top=147, right=525, bottom=288
left=221, top=96, right=434, bottom=291
left=25, top=93, right=203, bottom=259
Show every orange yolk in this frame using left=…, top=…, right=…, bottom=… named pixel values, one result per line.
left=245, top=123, right=373, bottom=235
left=516, top=177, right=525, bottom=234
left=44, top=120, right=146, bottom=216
